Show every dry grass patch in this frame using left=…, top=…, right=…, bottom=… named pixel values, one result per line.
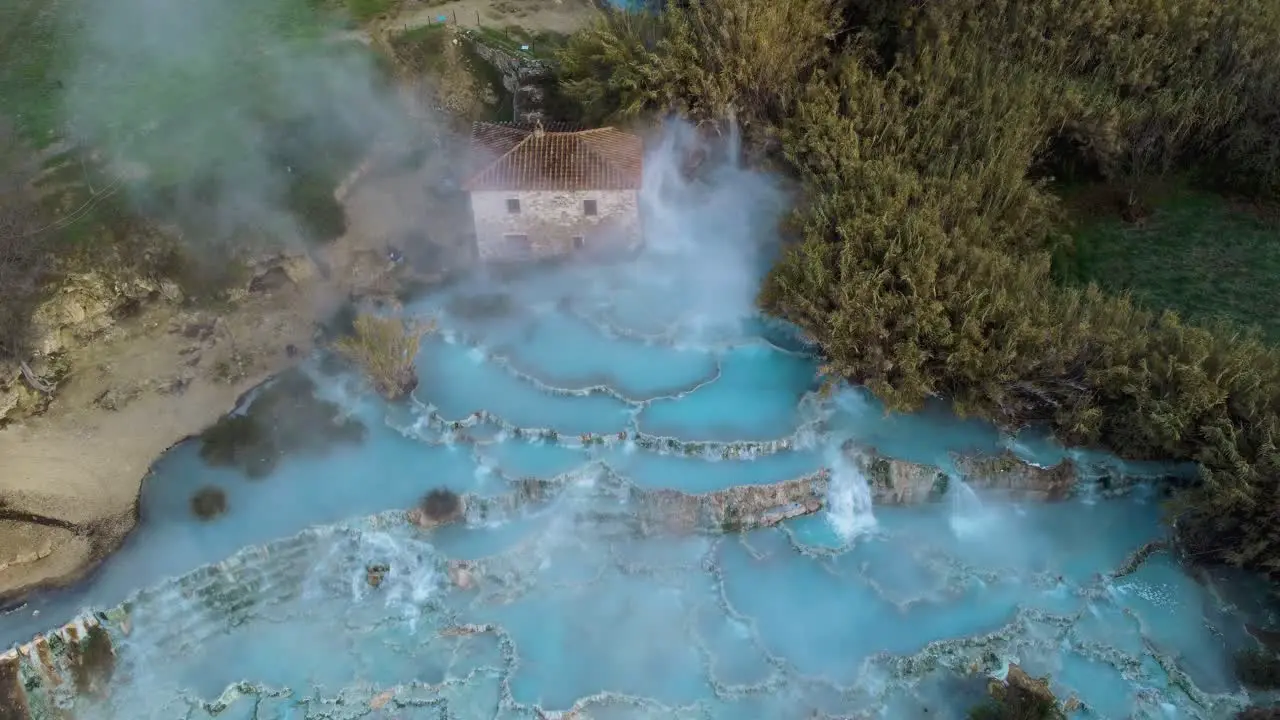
left=333, top=313, right=433, bottom=399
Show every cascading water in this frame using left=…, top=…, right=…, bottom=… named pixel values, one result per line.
left=824, top=444, right=878, bottom=542
left=0, top=120, right=1270, bottom=720
left=330, top=529, right=442, bottom=634
left=947, top=478, right=994, bottom=540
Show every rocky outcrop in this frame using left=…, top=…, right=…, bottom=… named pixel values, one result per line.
left=0, top=271, right=182, bottom=428
left=1110, top=540, right=1168, bottom=580
left=0, top=522, right=74, bottom=574
left=955, top=452, right=1076, bottom=501
left=977, top=663, right=1067, bottom=719
left=0, top=257, right=328, bottom=603
left=0, top=617, right=116, bottom=719
left=423, top=441, right=1161, bottom=540
left=844, top=442, right=1087, bottom=505
left=0, top=225, right=441, bottom=603
left=0, top=648, right=27, bottom=719
left=27, top=272, right=184, bottom=357
left=241, top=253, right=318, bottom=298
left=0, top=363, right=47, bottom=429
left=0, top=251, right=320, bottom=428
left=404, top=473, right=830, bottom=536
left=632, top=475, right=828, bottom=534
left=849, top=449, right=949, bottom=505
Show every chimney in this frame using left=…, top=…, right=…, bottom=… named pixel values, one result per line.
left=533, top=119, right=545, bottom=138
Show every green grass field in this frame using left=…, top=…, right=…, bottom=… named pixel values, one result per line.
left=1057, top=184, right=1280, bottom=342
left=0, top=0, right=67, bottom=146
left=473, top=25, right=568, bottom=61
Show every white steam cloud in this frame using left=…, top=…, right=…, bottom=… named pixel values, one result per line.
left=60, top=0, right=428, bottom=251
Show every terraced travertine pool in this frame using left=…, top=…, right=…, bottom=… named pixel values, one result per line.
left=1, top=126, right=1273, bottom=719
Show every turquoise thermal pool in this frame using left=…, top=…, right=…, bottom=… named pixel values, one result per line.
left=0, top=127, right=1271, bottom=719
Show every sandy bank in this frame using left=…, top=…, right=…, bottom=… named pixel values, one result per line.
left=0, top=284, right=326, bottom=602
left=0, top=121, right=475, bottom=602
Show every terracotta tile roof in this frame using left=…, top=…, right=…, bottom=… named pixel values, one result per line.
left=463, top=121, right=644, bottom=192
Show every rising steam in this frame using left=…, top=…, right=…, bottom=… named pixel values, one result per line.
left=60, top=0, right=425, bottom=251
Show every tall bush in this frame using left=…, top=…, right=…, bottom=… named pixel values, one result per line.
left=556, top=0, right=1280, bottom=575
left=333, top=314, right=432, bottom=400
left=557, top=0, right=838, bottom=135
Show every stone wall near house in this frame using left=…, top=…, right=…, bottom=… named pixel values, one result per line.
left=459, top=33, right=553, bottom=124
left=470, top=188, right=642, bottom=261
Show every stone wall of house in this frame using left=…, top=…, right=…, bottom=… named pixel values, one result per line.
left=470, top=189, right=642, bottom=261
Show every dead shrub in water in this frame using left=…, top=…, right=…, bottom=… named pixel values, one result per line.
left=190, top=486, right=228, bottom=520
left=333, top=313, right=432, bottom=401
left=197, top=368, right=367, bottom=478
left=422, top=487, right=461, bottom=519
left=409, top=487, right=463, bottom=528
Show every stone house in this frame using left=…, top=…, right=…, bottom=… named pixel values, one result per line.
left=462, top=121, right=644, bottom=261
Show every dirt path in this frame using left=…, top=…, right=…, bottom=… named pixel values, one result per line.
left=388, top=0, right=599, bottom=36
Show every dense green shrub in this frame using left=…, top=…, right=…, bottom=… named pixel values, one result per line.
left=198, top=368, right=367, bottom=477
left=557, top=0, right=1280, bottom=575
left=1235, top=648, right=1280, bottom=690
left=556, top=0, right=838, bottom=132
left=191, top=486, right=229, bottom=520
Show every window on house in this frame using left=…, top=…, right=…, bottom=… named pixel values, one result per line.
left=583, top=199, right=598, bottom=216
left=572, top=235, right=585, bottom=249
left=506, top=198, right=521, bottom=214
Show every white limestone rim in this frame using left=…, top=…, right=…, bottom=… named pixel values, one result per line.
left=3, top=506, right=1249, bottom=719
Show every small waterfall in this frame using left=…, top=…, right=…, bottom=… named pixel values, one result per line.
left=825, top=446, right=877, bottom=541
left=725, top=108, right=742, bottom=169
left=947, top=480, right=993, bottom=539
left=473, top=460, right=496, bottom=487
left=635, top=118, right=782, bottom=332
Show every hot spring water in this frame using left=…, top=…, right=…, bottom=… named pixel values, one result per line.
left=1, top=125, right=1271, bottom=719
